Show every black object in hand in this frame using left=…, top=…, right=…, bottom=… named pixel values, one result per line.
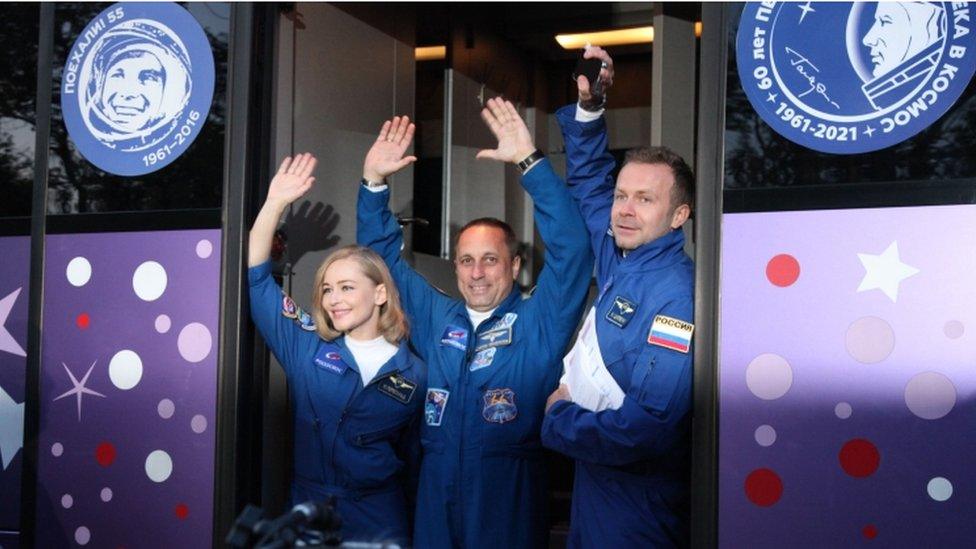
left=573, top=54, right=603, bottom=93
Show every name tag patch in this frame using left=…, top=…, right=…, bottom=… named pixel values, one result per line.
left=377, top=374, right=417, bottom=404
left=440, top=325, right=469, bottom=351
left=482, top=388, right=517, bottom=424
left=647, top=315, right=695, bottom=354
left=605, top=295, right=637, bottom=328
left=475, top=326, right=512, bottom=352
left=425, top=389, right=450, bottom=426
left=313, top=348, right=347, bottom=375
left=470, top=347, right=497, bottom=371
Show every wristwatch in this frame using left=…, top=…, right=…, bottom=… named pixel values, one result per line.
left=361, top=177, right=387, bottom=189
left=517, top=150, right=545, bottom=174
left=579, top=94, right=607, bottom=112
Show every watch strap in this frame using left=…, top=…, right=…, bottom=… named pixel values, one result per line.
left=517, top=150, right=545, bottom=174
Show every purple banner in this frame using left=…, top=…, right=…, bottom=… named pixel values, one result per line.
left=0, top=236, right=30, bottom=533
left=36, top=230, right=220, bottom=548
left=719, top=205, right=976, bottom=546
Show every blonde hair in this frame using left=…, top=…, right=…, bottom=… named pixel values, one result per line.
left=310, top=245, right=408, bottom=344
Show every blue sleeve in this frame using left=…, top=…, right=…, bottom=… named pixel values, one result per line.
left=520, top=159, right=594, bottom=356
left=356, top=184, right=454, bottom=355
left=541, top=297, right=694, bottom=466
left=556, top=104, right=617, bottom=280
left=248, top=261, right=307, bottom=378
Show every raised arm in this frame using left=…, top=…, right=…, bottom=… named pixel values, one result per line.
left=248, top=153, right=318, bottom=267
left=477, top=98, right=593, bottom=355
left=248, top=154, right=318, bottom=375
left=557, top=46, right=618, bottom=262
left=356, top=116, right=453, bottom=353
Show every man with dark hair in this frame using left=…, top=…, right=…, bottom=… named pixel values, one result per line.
left=541, top=46, right=696, bottom=547
left=357, top=98, right=592, bottom=548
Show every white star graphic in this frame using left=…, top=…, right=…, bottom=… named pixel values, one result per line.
left=53, top=361, right=105, bottom=421
left=857, top=241, right=920, bottom=302
left=766, top=91, right=778, bottom=103
left=0, top=384, right=24, bottom=470
left=798, top=1, right=816, bottom=24
left=0, top=287, right=26, bottom=357
left=864, top=125, right=876, bottom=137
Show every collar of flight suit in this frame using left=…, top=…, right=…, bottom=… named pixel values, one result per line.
left=614, top=227, right=687, bottom=274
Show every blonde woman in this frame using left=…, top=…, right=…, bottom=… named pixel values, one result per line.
left=248, top=153, right=426, bottom=544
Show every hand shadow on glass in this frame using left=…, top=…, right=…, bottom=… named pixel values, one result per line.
left=280, top=200, right=341, bottom=266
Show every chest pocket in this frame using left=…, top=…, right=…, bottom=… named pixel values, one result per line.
left=352, top=418, right=410, bottom=446
left=630, top=347, right=688, bottom=418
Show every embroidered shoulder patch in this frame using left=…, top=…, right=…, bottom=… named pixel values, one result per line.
left=313, top=348, right=348, bottom=375
left=425, top=388, right=450, bottom=426
left=482, top=388, right=517, bottom=424
left=647, top=315, right=694, bottom=354
left=440, top=325, right=468, bottom=350
left=281, top=294, right=298, bottom=318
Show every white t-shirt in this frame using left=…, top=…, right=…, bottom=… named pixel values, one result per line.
left=345, top=334, right=399, bottom=386
left=467, top=306, right=496, bottom=330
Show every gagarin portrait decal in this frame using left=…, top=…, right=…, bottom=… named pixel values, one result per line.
left=62, top=2, right=215, bottom=176
left=736, top=2, right=975, bottom=154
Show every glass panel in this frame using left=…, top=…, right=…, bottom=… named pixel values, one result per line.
left=723, top=3, right=976, bottom=212
left=411, top=59, right=445, bottom=257
left=47, top=2, right=229, bottom=214
left=0, top=3, right=39, bottom=219
left=0, top=3, right=37, bottom=537
left=443, top=70, right=506, bottom=257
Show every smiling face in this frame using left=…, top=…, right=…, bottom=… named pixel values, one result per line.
left=100, top=51, right=165, bottom=131
left=454, top=225, right=521, bottom=312
left=611, top=162, right=690, bottom=251
left=320, top=257, right=387, bottom=340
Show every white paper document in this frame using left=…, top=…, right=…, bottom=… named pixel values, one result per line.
left=559, top=307, right=625, bottom=412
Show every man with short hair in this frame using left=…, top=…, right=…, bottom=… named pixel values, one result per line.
left=357, top=98, right=593, bottom=548
left=541, top=46, right=695, bottom=547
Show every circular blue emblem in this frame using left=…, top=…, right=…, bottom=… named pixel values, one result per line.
left=736, top=2, right=976, bottom=154
left=61, top=2, right=215, bottom=176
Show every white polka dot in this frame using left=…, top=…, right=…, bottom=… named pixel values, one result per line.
left=155, top=314, right=171, bottom=334
left=100, top=487, right=113, bottom=502
left=944, top=320, right=965, bottom=339
left=835, top=402, right=853, bottom=419
left=75, top=526, right=91, bottom=545
left=145, top=450, right=173, bottom=483
left=191, top=414, right=208, bottom=434
left=66, top=257, right=92, bottom=287
left=61, top=494, right=73, bottom=509
left=178, top=323, right=212, bottom=363
left=905, top=371, right=956, bottom=420
left=927, top=477, right=953, bottom=501
left=132, top=261, right=167, bottom=301
left=754, top=425, right=776, bottom=447
left=108, top=350, right=143, bottom=390
left=196, top=239, right=213, bottom=259
left=845, top=316, right=895, bottom=364
left=745, top=353, right=793, bottom=400
left=158, top=398, right=175, bottom=419
left=51, top=442, right=64, bottom=457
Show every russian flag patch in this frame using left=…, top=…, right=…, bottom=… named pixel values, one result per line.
left=647, top=315, right=694, bottom=353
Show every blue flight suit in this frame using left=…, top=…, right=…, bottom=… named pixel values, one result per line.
left=357, top=158, right=593, bottom=548
left=542, top=105, right=694, bottom=548
left=248, top=261, right=427, bottom=545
